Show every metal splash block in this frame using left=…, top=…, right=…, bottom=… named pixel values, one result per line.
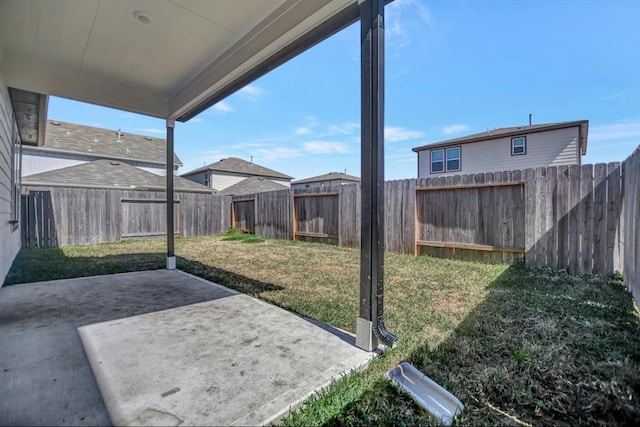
left=385, top=362, right=464, bottom=426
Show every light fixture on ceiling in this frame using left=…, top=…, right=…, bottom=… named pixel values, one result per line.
left=133, top=10, right=154, bottom=24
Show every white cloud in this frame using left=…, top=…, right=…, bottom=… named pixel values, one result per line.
left=384, top=126, right=424, bottom=142
left=210, top=101, right=234, bottom=114
left=441, top=124, right=470, bottom=136
left=254, top=146, right=302, bottom=161
left=295, top=126, right=313, bottom=136
left=190, top=117, right=204, bottom=123
left=238, top=85, right=265, bottom=101
left=137, top=128, right=165, bottom=135
left=589, top=119, right=640, bottom=142
left=304, top=141, right=350, bottom=154
left=386, top=0, right=434, bottom=48
left=326, top=121, right=360, bottom=135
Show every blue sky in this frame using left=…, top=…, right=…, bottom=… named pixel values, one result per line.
left=48, top=0, right=640, bottom=180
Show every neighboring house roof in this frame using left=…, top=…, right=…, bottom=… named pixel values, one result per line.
left=219, top=176, right=289, bottom=196
left=292, top=172, right=361, bottom=185
left=22, top=159, right=211, bottom=193
left=412, top=120, right=589, bottom=155
left=181, top=157, right=293, bottom=180
left=26, top=120, right=183, bottom=167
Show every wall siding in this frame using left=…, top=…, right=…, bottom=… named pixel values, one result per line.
left=0, top=79, right=21, bottom=286
left=418, top=127, right=580, bottom=178
left=185, top=170, right=291, bottom=191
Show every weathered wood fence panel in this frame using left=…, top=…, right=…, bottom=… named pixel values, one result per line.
left=294, top=187, right=340, bottom=245
left=416, top=175, right=525, bottom=264
left=121, top=198, right=179, bottom=238
left=623, top=146, right=640, bottom=305
left=385, top=179, right=416, bottom=255
left=338, top=184, right=360, bottom=249
left=22, top=187, right=229, bottom=247
left=231, top=197, right=255, bottom=233
left=255, top=189, right=292, bottom=240
left=523, top=163, right=623, bottom=275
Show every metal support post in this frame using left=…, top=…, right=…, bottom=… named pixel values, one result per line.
left=356, top=0, right=396, bottom=351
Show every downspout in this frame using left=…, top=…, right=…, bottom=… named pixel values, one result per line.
left=356, top=0, right=397, bottom=350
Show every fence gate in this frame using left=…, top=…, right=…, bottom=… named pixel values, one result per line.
left=21, top=190, right=58, bottom=248
left=293, top=192, right=339, bottom=245
left=231, top=198, right=255, bottom=233
left=416, top=182, right=526, bottom=263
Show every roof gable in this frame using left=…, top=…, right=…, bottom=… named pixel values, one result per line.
left=29, top=120, right=182, bottom=166
left=182, top=157, right=293, bottom=180
left=219, top=176, right=289, bottom=196
left=292, top=171, right=360, bottom=184
left=22, top=159, right=210, bottom=193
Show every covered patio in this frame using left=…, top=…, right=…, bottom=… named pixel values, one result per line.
left=1, top=0, right=395, bottom=424
left=0, top=269, right=374, bottom=425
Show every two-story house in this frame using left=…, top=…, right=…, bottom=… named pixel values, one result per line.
left=412, top=120, right=588, bottom=178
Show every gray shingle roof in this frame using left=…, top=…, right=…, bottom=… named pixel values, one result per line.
left=219, top=176, right=289, bottom=196
left=22, top=159, right=212, bottom=193
left=31, top=120, right=183, bottom=166
left=412, top=120, right=589, bottom=155
left=181, top=157, right=293, bottom=180
left=292, top=172, right=360, bottom=185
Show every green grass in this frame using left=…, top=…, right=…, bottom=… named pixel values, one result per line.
left=5, top=234, right=639, bottom=425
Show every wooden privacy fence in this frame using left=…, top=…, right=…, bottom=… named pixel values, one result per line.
left=233, top=160, right=633, bottom=276
left=21, top=187, right=230, bottom=247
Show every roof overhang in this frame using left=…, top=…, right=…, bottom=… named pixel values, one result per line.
left=0, top=0, right=360, bottom=122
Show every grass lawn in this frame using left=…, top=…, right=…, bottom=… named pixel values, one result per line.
left=5, top=231, right=640, bottom=425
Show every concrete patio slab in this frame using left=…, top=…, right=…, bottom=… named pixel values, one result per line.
left=0, top=269, right=375, bottom=426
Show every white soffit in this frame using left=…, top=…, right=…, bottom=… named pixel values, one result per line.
left=0, top=0, right=358, bottom=121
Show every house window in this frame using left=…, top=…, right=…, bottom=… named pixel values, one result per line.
left=430, top=146, right=461, bottom=174
left=511, top=137, right=526, bottom=155
left=204, top=173, right=209, bottom=187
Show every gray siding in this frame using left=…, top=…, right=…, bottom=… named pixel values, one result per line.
left=185, top=170, right=290, bottom=191
left=417, top=127, right=581, bottom=178
left=0, top=79, right=21, bottom=285
left=292, top=179, right=355, bottom=189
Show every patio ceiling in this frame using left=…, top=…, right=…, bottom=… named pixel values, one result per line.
left=0, top=0, right=359, bottom=122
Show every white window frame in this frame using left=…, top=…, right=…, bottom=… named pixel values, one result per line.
left=430, top=146, right=461, bottom=174
left=204, top=172, right=209, bottom=187
left=511, top=136, right=526, bottom=156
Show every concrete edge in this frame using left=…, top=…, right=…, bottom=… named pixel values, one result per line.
left=173, top=269, right=241, bottom=295
left=5, top=269, right=168, bottom=287
left=77, top=325, right=128, bottom=426
left=231, top=351, right=377, bottom=426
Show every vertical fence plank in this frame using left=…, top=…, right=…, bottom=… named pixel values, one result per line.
left=568, top=165, right=581, bottom=273
left=593, top=163, right=608, bottom=274
left=580, top=164, right=594, bottom=274
left=556, top=165, right=569, bottom=269
left=606, top=162, right=622, bottom=274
